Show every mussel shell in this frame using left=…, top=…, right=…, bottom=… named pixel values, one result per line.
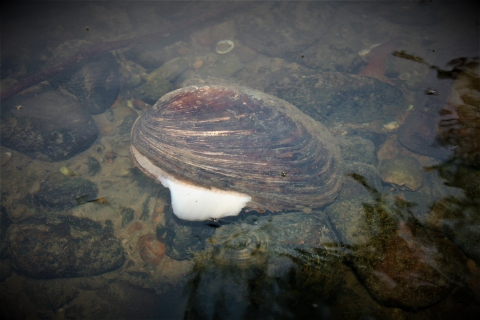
left=131, top=85, right=343, bottom=211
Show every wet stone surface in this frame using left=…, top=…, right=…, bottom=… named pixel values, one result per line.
left=379, top=156, right=424, bottom=191
left=48, top=39, right=120, bottom=115
left=352, top=221, right=466, bottom=310
left=86, top=156, right=101, bottom=176
left=338, top=162, right=383, bottom=202
left=244, top=70, right=406, bottom=124
left=6, top=215, right=125, bottom=279
left=236, top=1, right=335, bottom=61
left=137, top=234, right=166, bottom=266
left=338, top=136, right=376, bottom=165
left=326, top=195, right=375, bottom=246
left=34, top=172, right=98, bottom=211
left=184, top=211, right=345, bottom=317
left=301, top=34, right=364, bottom=73
left=164, top=205, right=215, bottom=260
left=117, top=108, right=139, bottom=135
left=428, top=166, right=480, bottom=265
left=331, top=175, right=467, bottom=310
left=0, top=206, right=13, bottom=255
left=0, top=90, right=99, bottom=162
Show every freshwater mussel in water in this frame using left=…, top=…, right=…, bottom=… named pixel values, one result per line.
left=131, top=85, right=343, bottom=221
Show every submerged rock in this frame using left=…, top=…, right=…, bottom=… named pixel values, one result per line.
left=379, top=156, right=424, bottom=191
left=66, top=55, right=120, bottom=114
left=354, top=220, right=464, bottom=310
left=338, top=136, right=376, bottom=165
left=342, top=174, right=466, bottom=310
left=326, top=195, right=375, bottom=246
left=48, top=39, right=120, bottom=114
left=34, top=172, right=98, bottom=211
left=6, top=215, right=125, bottom=278
left=0, top=90, right=98, bottom=161
left=184, top=212, right=344, bottom=318
left=428, top=165, right=480, bottom=265
left=0, top=206, right=13, bottom=256
left=243, top=70, right=406, bottom=124
left=236, top=1, right=334, bottom=61
left=380, top=2, right=440, bottom=26
left=86, top=156, right=101, bottom=176
left=133, top=57, right=183, bottom=104
left=164, top=205, right=215, bottom=260
left=137, top=234, right=166, bottom=266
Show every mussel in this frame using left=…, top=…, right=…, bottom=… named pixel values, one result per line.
left=131, top=85, right=343, bottom=221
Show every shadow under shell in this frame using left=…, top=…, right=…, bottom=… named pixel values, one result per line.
left=131, top=85, right=343, bottom=219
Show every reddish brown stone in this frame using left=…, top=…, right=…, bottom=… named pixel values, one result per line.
left=355, top=221, right=466, bottom=310
left=359, top=39, right=398, bottom=85
left=127, top=221, right=143, bottom=234
left=137, top=234, right=165, bottom=265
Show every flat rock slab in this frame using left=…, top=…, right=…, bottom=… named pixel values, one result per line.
left=379, top=156, right=424, bottom=191
left=352, top=225, right=464, bottom=311
left=48, top=39, right=120, bottom=115
left=6, top=215, right=125, bottom=279
left=34, top=172, right=99, bottom=211
left=243, top=70, right=406, bottom=124
left=0, top=90, right=98, bottom=161
left=236, top=2, right=335, bottom=61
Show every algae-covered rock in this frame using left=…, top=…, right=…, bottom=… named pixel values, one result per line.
left=343, top=174, right=466, bottom=311
left=236, top=1, right=334, bottom=61
left=134, top=57, right=190, bottom=104
left=199, top=54, right=244, bottom=78
left=184, top=212, right=344, bottom=318
left=326, top=195, right=375, bottom=246
left=243, top=70, right=406, bottom=124
left=0, top=90, right=98, bottom=162
left=428, top=165, right=480, bottom=265
left=65, top=54, right=120, bottom=114
left=353, top=218, right=465, bottom=310
left=34, top=172, right=98, bottom=211
left=338, top=136, right=376, bottom=165
left=6, top=215, right=125, bottom=278
left=164, top=205, right=215, bottom=261
left=48, top=39, right=120, bottom=115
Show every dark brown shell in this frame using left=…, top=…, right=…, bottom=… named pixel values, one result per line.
left=131, top=85, right=343, bottom=211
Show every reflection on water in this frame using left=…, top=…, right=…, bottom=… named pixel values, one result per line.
left=345, top=173, right=467, bottom=311
left=1, top=1, right=479, bottom=319
left=184, top=214, right=344, bottom=319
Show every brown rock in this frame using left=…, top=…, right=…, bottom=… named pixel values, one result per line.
left=377, top=135, right=400, bottom=162
left=192, top=60, right=204, bottom=70
left=344, top=174, right=467, bottom=310
left=355, top=221, right=466, bottom=310
left=379, top=156, right=424, bottom=191
left=1, top=90, right=98, bottom=162
left=128, top=221, right=143, bottom=234
left=137, top=234, right=165, bottom=265
left=7, top=215, right=125, bottom=279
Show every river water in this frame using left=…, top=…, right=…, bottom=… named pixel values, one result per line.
left=1, top=1, right=479, bottom=319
